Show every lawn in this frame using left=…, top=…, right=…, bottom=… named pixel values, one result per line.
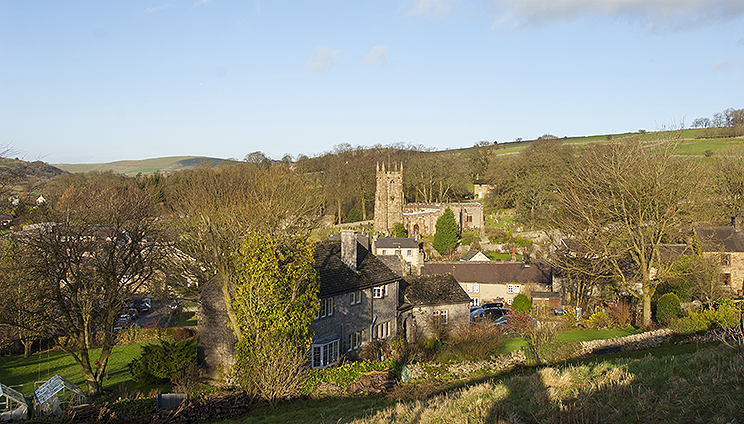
left=557, top=327, right=642, bottom=342
left=0, top=343, right=162, bottom=396
left=172, top=311, right=198, bottom=327
left=222, top=341, right=740, bottom=424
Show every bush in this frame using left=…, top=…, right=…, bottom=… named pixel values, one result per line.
left=527, top=321, right=564, bottom=346
left=670, top=302, right=740, bottom=334
left=656, top=293, right=681, bottom=323
left=299, top=359, right=394, bottom=394
left=443, top=324, right=504, bottom=361
left=585, top=311, right=613, bottom=330
left=129, top=340, right=196, bottom=384
left=512, top=294, right=532, bottom=312
left=608, top=301, right=632, bottom=327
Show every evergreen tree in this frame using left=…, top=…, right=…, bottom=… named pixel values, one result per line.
left=433, top=208, right=458, bottom=255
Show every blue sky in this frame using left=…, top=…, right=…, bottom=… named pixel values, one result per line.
left=2, top=0, right=743, bottom=164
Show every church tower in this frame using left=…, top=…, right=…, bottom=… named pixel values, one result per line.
left=374, top=162, right=404, bottom=235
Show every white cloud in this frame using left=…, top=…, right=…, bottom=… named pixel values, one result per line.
left=409, top=0, right=458, bottom=16
left=145, top=4, right=169, bottom=13
left=363, top=45, right=388, bottom=67
left=303, top=46, right=340, bottom=73
left=491, top=0, right=744, bottom=30
left=194, top=0, right=214, bottom=7
left=713, top=60, right=731, bottom=71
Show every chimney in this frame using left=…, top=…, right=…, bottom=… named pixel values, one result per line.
left=733, top=216, right=742, bottom=231
left=341, top=230, right=358, bottom=271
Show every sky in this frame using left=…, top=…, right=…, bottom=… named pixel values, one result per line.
left=1, top=0, right=743, bottom=164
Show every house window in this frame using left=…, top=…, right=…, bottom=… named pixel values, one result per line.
left=474, top=284, right=480, bottom=293
left=381, top=249, right=387, bottom=255
left=507, top=298, right=514, bottom=306
left=466, top=215, right=473, bottom=222
left=466, top=283, right=473, bottom=293
left=348, top=330, right=365, bottom=351
left=373, top=285, right=387, bottom=299
left=316, top=297, right=334, bottom=319
left=407, top=249, right=413, bottom=257
left=312, top=340, right=339, bottom=369
left=350, top=290, right=362, bottom=305
left=374, top=321, right=391, bottom=339
left=507, top=285, right=521, bottom=294
left=723, top=273, right=731, bottom=286
left=471, top=297, right=480, bottom=306
left=433, top=309, right=448, bottom=325
left=722, top=254, right=732, bottom=266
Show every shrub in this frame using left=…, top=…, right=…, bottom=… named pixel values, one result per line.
left=512, top=294, right=532, bottom=312
left=443, top=324, right=504, bottom=361
left=299, top=359, right=394, bottom=394
left=391, top=222, right=408, bottom=238
left=585, top=311, right=613, bottom=330
left=608, top=301, right=632, bottom=327
left=129, top=340, right=197, bottom=384
left=527, top=321, right=564, bottom=346
left=670, top=302, right=741, bottom=334
left=535, top=340, right=583, bottom=364
left=656, top=293, right=681, bottom=323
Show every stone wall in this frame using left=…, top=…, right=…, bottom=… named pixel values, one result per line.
left=406, top=328, right=720, bottom=380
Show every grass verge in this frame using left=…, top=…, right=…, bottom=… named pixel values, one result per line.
left=0, top=343, right=170, bottom=397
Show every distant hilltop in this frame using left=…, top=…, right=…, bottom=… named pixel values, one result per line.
left=53, top=156, right=235, bottom=175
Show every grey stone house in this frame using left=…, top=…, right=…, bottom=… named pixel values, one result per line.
left=399, top=274, right=471, bottom=341
left=310, top=230, right=401, bottom=368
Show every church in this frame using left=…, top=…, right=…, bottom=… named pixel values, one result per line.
left=373, top=163, right=484, bottom=237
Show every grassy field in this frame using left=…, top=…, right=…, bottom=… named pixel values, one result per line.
left=222, top=342, right=742, bottom=424
left=0, top=344, right=146, bottom=396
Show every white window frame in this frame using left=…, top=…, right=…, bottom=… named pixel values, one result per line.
left=348, top=330, right=365, bottom=351
left=316, top=297, right=334, bottom=319
left=508, top=284, right=520, bottom=294
left=312, top=340, right=339, bottom=369
left=507, top=298, right=514, bottom=306
left=474, top=283, right=480, bottom=293
left=350, top=290, right=362, bottom=305
left=433, top=309, right=448, bottom=325
left=373, top=285, right=387, bottom=299
left=471, top=297, right=480, bottom=306
left=374, top=321, right=391, bottom=339
left=466, top=283, right=473, bottom=293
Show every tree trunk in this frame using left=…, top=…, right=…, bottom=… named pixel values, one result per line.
left=642, top=284, right=652, bottom=328
left=22, top=338, right=32, bottom=357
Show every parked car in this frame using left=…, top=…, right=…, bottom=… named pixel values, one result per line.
left=134, top=298, right=151, bottom=313
left=481, top=302, right=504, bottom=309
left=470, top=307, right=510, bottom=323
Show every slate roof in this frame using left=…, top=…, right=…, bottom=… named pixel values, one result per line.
left=375, top=237, right=419, bottom=249
left=460, top=250, right=480, bottom=261
left=401, top=274, right=471, bottom=307
left=422, top=261, right=552, bottom=285
left=313, top=240, right=400, bottom=297
left=694, top=226, right=744, bottom=252
left=377, top=255, right=405, bottom=276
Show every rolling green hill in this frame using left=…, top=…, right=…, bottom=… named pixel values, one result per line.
left=53, top=156, right=234, bottom=175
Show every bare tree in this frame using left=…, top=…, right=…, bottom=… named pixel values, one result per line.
left=0, top=179, right=165, bottom=395
left=553, top=137, right=697, bottom=327
left=167, top=164, right=321, bottom=342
